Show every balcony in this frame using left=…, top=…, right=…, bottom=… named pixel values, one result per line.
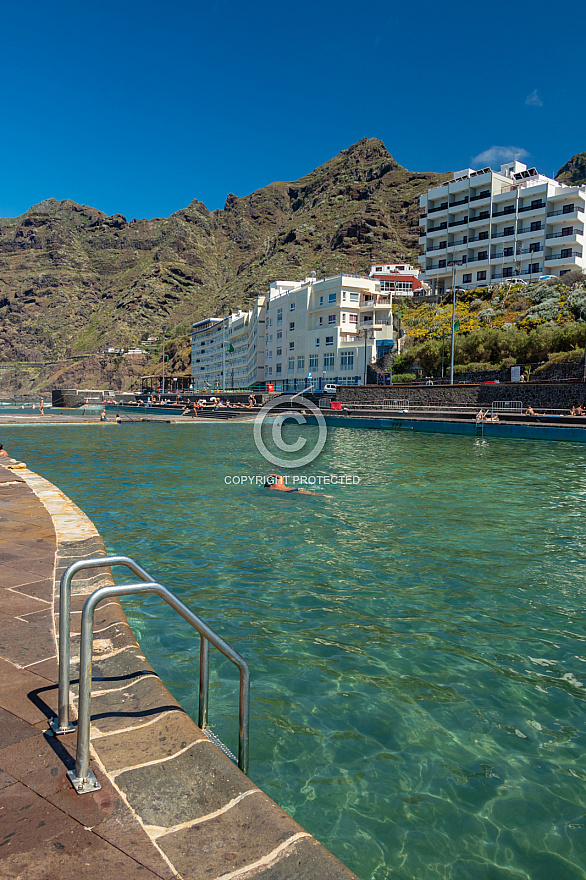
left=448, top=217, right=468, bottom=228
left=468, top=214, right=490, bottom=225
left=492, top=208, right=517, bottom=218
left=518, top=202, right=545, bottom=213
left=545, top=251, right=583, bottom=262
left=428, top=202, right=448, bottom=213
left=470, top=191, right=491, bottom=202
left=449, top=197, right=469, bottom=207
left=546, top=228, right=583, bottom=239
left=517, top=226, right=543, bottom=238
left=427, top=223, right=448, bottom=235
left=491, top=229, right=516, bottom=239
left=547, top=207, right=585, bottom=222
left=427, top=242, right=447, bottom=252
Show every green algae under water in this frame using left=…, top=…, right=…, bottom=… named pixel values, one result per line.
left=4, top=422, right=586, bottom=880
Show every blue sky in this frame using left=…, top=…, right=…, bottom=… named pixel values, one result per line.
left=1, top=0, right=584, bottom=220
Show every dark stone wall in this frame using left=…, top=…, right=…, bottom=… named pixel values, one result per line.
left=338, top=382, right=586, bottom=410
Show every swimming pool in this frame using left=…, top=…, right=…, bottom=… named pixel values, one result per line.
left=3, top=422, right=586, bottom=880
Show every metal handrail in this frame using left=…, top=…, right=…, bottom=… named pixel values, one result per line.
left=50, top=555, right=155, bottom=736
left=68, top=581, right=250, bottom=794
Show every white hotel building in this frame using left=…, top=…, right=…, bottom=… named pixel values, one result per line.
left=191, top=272, right=395, bottom=391
left=419, top=161, right=586, bottom=291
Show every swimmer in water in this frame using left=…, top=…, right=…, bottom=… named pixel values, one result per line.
left=264, top=474, right=329, bottom=497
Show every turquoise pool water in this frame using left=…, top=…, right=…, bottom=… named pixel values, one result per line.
left=3, top=423, right=586, bottom=880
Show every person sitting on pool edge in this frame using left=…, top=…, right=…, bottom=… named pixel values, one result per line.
left=0, top=443, right=8, bottom=457
left=264, top=474, right=326, bottom=497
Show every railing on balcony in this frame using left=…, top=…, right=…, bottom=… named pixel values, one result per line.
left=519, top=202, right=545, bottom=212
left=449, top=197, right=469, bottom=207
left=545, top=251, right=583, bottom=261
left=427, top=222, right=448, bottom=233
left=470, top=191, right=491, bottom=201
left=546, top=228, right=583, bottom=239
left=547, top=207, right=584, bottom=217
left=448, top=218, right=468, bottom=227
left=492, top=208, right=517, bottom=217
left=428, top=203, right=448, bottom=213
left=491, top=229, right=516, bottom=239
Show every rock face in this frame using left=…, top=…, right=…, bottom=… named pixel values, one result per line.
left=556, top=152, right=586, bottom=186
left=0, top=138, right=445, bottom=364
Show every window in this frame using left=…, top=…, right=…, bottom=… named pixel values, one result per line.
left=531, top=199, right=543, bottom=209
left=439, top=240, right=447, bottom=248
left=342, top=292, right=346, bottom=301
left=309, top=354, right=318, bottom=370
left=289, top=341, right=294, bottom=351
left=563, top=204, right=574, bottom=214
left=560, top=249, right=572, bottom=259
left=340, top=351, right=354, bottom=370
left=529, top=242, right=541, bottom=253
left=329, top=293, right=336, bottom=303
left=479, top=231, right=489, bottom=240
left=277, top=330, right=282, bottom=339
left=504, top=247, right=514, bottom=257
left=530, top=262, right=540, bottom=272
left=503, top=205, right=515, bottom=214
left=341, top=313, right=346, bottom=323
left=349, top=314, right=358, bottom=324
left=276, top=347, right=282, bottom=357
left=289, top=322, right=295, bottom=331
left=276, top=363, right=282, bottom=374
left=297, top=356, right=304, bottom=371
left=479, top=210, right=490, bottom=219
left=267, top=350, right=272, bottom=358
left=477, top=271, right=487, bottom=281
left=349, top=293, right=359, bottom=302
left=478, top=251, right=488, bottom=260
left=530, top=221, right=542, bottom=231
left=277, top=308, right=282, bottom=325
left=504, top=226, right=514, bottom=236
left=328, top=314, right=336, bottom=324
left=288, top=358, right=295, bottom=371
left=267, top=366, right=272, bottom=375
left=438, top=259, right=446, bottom=268
left=290, top=303, right=295, bottom=311
left=562, top=226, right=573, bottom=236
left=463, top=273, right=472, bottom=283
left=325, top=336, right=334, bottom=346
left=323, top=353, right=335, bottom=368
left=315, top=338, right=320, bottom=347
left=318, top=316, right=323, bottom=326
left=319, top=296, right=323, bottom=305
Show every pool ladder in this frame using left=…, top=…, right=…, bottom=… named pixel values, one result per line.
left=49, top=555, right=250, bottom=794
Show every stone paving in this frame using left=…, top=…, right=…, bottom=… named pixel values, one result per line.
left=0, top=456, right=358, bottom=880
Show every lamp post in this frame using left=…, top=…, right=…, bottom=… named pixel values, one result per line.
left=161, top=328, right=166, bottom=395
left=357, top=327, right=374, bottom=386
left=448, top=259, right=461, bottom=386
left=581, top=308, right=586, bottom=383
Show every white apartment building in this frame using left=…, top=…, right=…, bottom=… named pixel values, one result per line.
left=191, top=297, right=266, bottom=389
left=264, top=274, right=394, bottom=392
left=369, top=263, right=426, bottom=296
left=419, top=161, right=586, bottom=291
left=190, top=273, right=395, bottom=391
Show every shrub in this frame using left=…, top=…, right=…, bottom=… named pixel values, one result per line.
left=525, top=299, right=560, bottom=322
left=390, top=373, right=417, bottom=383
left=478, top=308, right=495, bottom=322
left=565, top=288, right=586, bottom=319
left=527, top=283, right=560, bottom=304
left=558, top=269, right=586, bottom=287
left=470, top=298, right=483, bottom=309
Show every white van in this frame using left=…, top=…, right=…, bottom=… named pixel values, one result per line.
left=324, top=384, right=337, bottom=394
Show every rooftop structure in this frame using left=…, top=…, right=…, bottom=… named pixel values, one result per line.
left=369, top=263, right=425, bottom=296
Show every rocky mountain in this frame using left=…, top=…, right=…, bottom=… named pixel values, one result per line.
left=556, top=152, right=586, bottom=186
left=0, top=138, right=446, bottom=369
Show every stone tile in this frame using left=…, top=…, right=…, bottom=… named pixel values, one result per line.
left=0, top=769, right=15, bottom=790
left=93, top=800, right=178, bottom=880
left=0, top=730, right=76, bottom=798
left=0, top=821, right=164, bottom=879
left=9, top=578, right=54, bottom=601
left=0, top=611, right=56, bottom=666
left=116, top=739, right=252, bottom=828
left=0, top=670, right=58, bottom=725
left=0, top=567, right=51, bottom=591
left=158, top=791, right=305, bottom=879
left=94, top=707, right=206, bottom=772
left=46, top=764, right=125, bottom=828
left=0, top=590, right=50, bottom=618
left=23, top=656, right=59, bottom=682
left=19, top=607, right=54, bottom=626
left=0, top=707, right=40, bottom=750
left=0, top=781, right=69, bottom=857
left=250, top=836, right=360, bottom=880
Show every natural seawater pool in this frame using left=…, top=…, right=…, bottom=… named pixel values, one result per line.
left=3, top=421, right=586, bottom=880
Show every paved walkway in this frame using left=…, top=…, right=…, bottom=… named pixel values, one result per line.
left=0, top=457, right=358, bottom=880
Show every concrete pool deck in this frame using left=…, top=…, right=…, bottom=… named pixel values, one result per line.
left=0, top=457, right=358, bottom=879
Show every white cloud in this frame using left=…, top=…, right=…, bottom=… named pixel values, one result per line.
left=471, top=146, right=530, bottom=168
left=525, top=89, right=543, bottom=107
